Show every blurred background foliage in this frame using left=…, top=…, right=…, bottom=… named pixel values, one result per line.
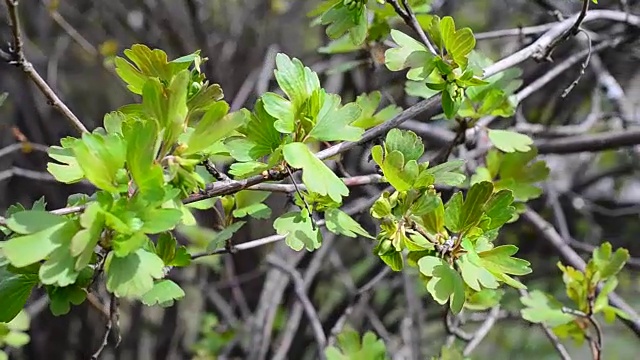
left=0, top=0, right=639, bottom=359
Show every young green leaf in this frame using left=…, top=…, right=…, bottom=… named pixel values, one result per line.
left=141, top=279, right=185, bottom=307
left=384, top=129, right=424, bottom=162
left=123, top=119, right=164, bottom=200
left=273, top=211, right=322, bottom=251
left=325, top=328, right=388, bottom=360
left=592, top=242, right=629, bottom=279
left=487, top=129, right=533, bottom=153
left=385, top=30, right=434, bottom=80
left=418, top=256, right=465, bottom=313
left=325, top=208, right=373, bottom=238
left=105, top=249, right=165, bottom=298
left=351, top=91, right=402, bottom=129
left=520, top=290, right=575, bottom=327
left=273, top=53, right=321, bottom=110
left=47, top=142, right=84, bottom=184
left=307, top=93, right=363, bottom=142
left=478, top=245, right=531, bottom=289
left=283, top=142, right=349, bottom=202
left=72, top=132, right=127, bottom=193
left=423, top=159, right=466, bottom=186
left=320, top=1, right=368, bottom=45
left=184, top=103, right=245, bottom=155
left=262, top=92, right=296, bottom=134
left=233, top=191, right=272, bottom=219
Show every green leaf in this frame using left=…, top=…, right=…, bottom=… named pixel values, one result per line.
left=112, top=232, right=149, bottom=257
left=444, top=192, right=463, bottom=233
left=185, top=103, right=244, bottom=155
left=424, top=159, right=466, bottom=186
left=105, top=249, right=165, bottom=298
left=273, top=53, right=321, bottom=110
left=0, top=265, right=37, bottom=322
left=262, top=92, right=296, bottom=133
left=439, top=16, right=476, bottom=69
left=139, top=208, right=183, bottom=234
left=154, top=232, right=190, bottom=267
left=47, top=143, right=84, bottom=184
left=123, top=119, right=164, bottom=200
left=457, top=254, right=499, bottom=292
left=325, top=208, right=373, bottom=238
left=274, top=211, right=322, bottom=251
left=321, top=2, right=368, bottom=45
left=39, top=240, right=82, bottom=287
left=141, top=279, right=185, bottom=307
left=47, top=285, right=87, bottom=316
left=520, top=290, right=574, bottom=327
left=385, top=30, right=433, bottom=79
left=69, top=202, right=105, bottom=270
left=207, top=221, right=246, bottom=251
left=283, top=142, right=348, bottom=202
left=410, top=193, right=440, bottom=216
left=459, top=181, right=494, bottom=232
left=418, top=256, right=465, bottom=313
left=481, top=190, right=515, bottom=230
left=3, top=220, right=78, bottom=268
left=592, top=242, right=629, bottom=279
left=5, top=211, right=66, bottom=234
left=233, top=191, right=272, bottom=219
left=487, top=129, right=533, bottom=153
left=594, top=277, right=618, bottom=314
left=371, top=146, right=419, bottom=192
left=308, top=93, right=363, bottom=142
left=325, top=328, right=388, bottom=360
left=228, top=99, right=282, bottom=161
left=479, top=245, right=531, bottom=289
left=384, top=129, right=424, bottom=162
left=115, top=44, right=182, bottom=94
left=73, top=132, right=126, bottom=192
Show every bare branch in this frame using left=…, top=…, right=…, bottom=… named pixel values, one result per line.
left=267, top=255, right=327, bottom=360
left=3, top=0, right=88, bottom=134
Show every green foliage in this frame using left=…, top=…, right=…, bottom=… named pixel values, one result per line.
left=368, top=130, right=529, bottom=313
left=0, top=310, right=30, bottom=359
left=385, top=16, right=487, bottom=118
left=487, top=129, right=533, bottom=153
left=0, top=45, right=252, bottom=321
left=274, top=210, right=322, bottom=251
left=472, top=148, right=549, bottom=204
left=325, top=328, right=388, bottom=360
left=521, top=242, right=630, bottom=346
left=192, top=313, right=235, bottom=359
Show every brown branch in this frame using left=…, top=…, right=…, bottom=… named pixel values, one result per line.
left=3, top=0, right=88, bottom=134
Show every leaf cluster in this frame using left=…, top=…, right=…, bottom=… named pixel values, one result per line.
left=368, top=130, right=530, bottom=313
left=521, top=242, right=630, bottom=345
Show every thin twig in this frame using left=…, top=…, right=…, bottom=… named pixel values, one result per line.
left=3, top=0, right=88, bottom=134
left=267, top=255, right=327, bottom=360
left=536, top=0, right=591, bottom=61
left=463, top=306, right=501, bottom=356
left=327, top=267, right=391, bottom=346
left=390, top=0, right=438, bottom=55
left=91, top=294, right=119, bottom=359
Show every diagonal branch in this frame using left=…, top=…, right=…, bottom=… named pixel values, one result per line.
left=3, top=0, right=88, bottom=134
